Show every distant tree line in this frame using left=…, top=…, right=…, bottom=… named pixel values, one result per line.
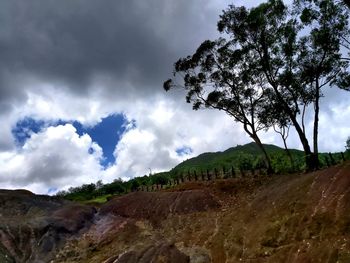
left=57, top=147, right=349, bottom=202
left=56, top=173, right=171, bottom=201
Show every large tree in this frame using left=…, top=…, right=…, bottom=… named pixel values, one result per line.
left=164, top=39, right=274, bottom=173
left=293, top=0, right=349, bottom=167
left=164, top=0, right=349, bottom=171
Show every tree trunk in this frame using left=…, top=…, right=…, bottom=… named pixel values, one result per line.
left=242, top=121, right=273, bottom=174
left=273, top=96, right=316, bottom=171
left=281, top=136, right=294, bottom=169
left=251, top=133, right=273, bottom=174
left=274, top=125, right=295, bottom=170
left=302, top=103, right=306, bottom=134
left=313, top=80, right=320, bottom=169
left=268, top=83, right=317, bottom=171
left=290, top=115, right=317, bottom=171
left=272, top=89, right=316, bottom=171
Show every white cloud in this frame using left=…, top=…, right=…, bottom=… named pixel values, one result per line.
left=23, top=87, right=106, bottom=126
left=0, top=118, right=15, bottom=150
left=2, top=95, right=248, bottom=193
left=0, top=124, right=104, bottom=194
left=103, top=98, right=249, bottom=181
left=1, top=87, right=350, bottom=194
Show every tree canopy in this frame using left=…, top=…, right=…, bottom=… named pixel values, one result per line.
left=164, top=0, right=349, bottom=171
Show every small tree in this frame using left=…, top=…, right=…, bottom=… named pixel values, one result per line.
left=130, top=180, right=140, bottom=192
left=238, top=153, right=254, bottom=175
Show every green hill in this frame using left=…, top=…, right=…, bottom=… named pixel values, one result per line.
left=171, top=142, right=305, bottom=174
left=61, top=142, right=347, bottom=202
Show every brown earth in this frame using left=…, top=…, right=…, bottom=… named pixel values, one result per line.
left=0, top=190, right=96, bottom=263
left=99, top=189, right=220, bottom=225
left=3, top=162, right=350, bottom=262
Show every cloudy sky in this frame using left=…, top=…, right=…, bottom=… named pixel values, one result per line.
left=0, top=0, right=349, bottom=194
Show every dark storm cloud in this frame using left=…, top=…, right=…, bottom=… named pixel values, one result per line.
left=0, top=0, right=224, bottom=105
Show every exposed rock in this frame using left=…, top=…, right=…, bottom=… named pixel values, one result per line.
left=0, top=190, right=96, bottom=263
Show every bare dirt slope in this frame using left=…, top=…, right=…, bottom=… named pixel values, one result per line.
left=3, top=162, right=350, bottom=262
left=0, top=190, right=96, bottom=263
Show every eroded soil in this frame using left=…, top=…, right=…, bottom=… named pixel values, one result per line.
left=3, top=162, right=350, bottom=262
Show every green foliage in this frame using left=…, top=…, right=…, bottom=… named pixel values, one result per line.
left=270, top=153, right=294, bottom=174
left=238, top=153, right=254, bottom=172
left=150, top=173, right=170, bottom=185
left=63, top=183, right=97, bottom=201
left=254, top=156, right=268, bottom=170
left=83, top=194, right=112, bottom=204
left=102, top=180, right=125, bottom=195
left=62, top=179, right=126, bottom=202
left=172, top=143, right=287, bottom=173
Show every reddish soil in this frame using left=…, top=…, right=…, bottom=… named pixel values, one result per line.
left=99, top=189, right=220, bottom=225
left=4, top=162, right=350, bottom=263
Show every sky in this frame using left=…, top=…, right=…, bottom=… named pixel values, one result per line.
left=0, top=0, right=349, bottom=194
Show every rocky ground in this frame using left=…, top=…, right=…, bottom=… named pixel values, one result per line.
left=2, top=162, right=350, bottom=262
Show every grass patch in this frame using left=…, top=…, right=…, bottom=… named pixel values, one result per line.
left=82, top=194, right=112, bottom=204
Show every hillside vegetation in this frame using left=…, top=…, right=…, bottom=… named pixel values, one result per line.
left=59, top=142, right=348, bottom=203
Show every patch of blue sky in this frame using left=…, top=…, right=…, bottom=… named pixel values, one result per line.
left=72, top=114, right=127, bottom=167
left=176, top=146, right=193, bottom=157
left=47, top=187, right=58, bottom=195
left=12, top=117, right=47, bottom=146
left=11, top=114, right=131, bottom=167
